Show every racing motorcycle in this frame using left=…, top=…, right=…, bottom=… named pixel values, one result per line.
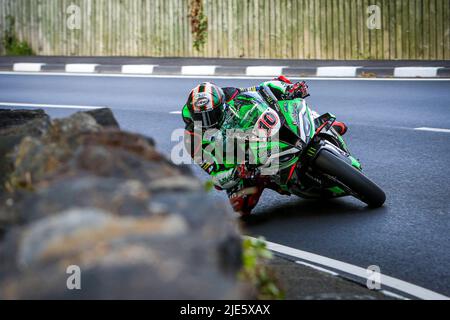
left=236, top=85, right=386, bottom=208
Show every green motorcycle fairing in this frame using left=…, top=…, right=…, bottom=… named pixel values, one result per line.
left=192, top=90, right=362, bottom=198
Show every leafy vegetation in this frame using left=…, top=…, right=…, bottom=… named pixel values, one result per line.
left=240, top=237, right=285, bottom=300
left=2, top=16, right=34, bottom=56
left=189, top=0, right=208, bottom=51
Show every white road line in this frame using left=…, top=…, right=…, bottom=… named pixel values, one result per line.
left=121, top=64, right=156, bottom=74
left=170, top=111, right=182, bottom=114
left=246, top=66, right=286, bottom=76
left=181, top=65, right=217, bottom=75
left=13, top=63, right=45, bottom=72
left=1, top=71, right=450, bottom=81
left=254, top=238, right=449, bottom=300
left=297, top=260, right=408, bottom=300
left=317, top=66, right=361, bottom=77
left=394, top=67, right=441, bottom=78
left=414, top=127, right=450, bottom=133
left=380, top=290, right=409, bottom=300
left=295, top=261, right=339, bottom=276
left=65, top=64, right=98, bottom=73
left=0, top=102, right=104, bottom=110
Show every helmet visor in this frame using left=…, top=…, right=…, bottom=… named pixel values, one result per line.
left=192, top=105, right=224, bottom=128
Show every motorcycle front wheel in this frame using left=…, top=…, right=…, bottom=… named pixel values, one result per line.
left=315, top=150, right=386, bottom=207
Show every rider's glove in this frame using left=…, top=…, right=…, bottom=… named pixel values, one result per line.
left=236, top=163, right=252, bottom=179
left=288, top=81, right=309, bottom=99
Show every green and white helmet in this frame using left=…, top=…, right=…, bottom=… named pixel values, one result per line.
left=187, top=82, right=225, bottom=128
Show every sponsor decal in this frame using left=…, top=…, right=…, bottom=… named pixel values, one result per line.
left=201, top=161, right=214, bottom=174
left=195, top=97, right=210, bottom=108
left=254, top=108, right=281, bottom=138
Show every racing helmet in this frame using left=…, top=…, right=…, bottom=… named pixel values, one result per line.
left=187, top=82, right=225, bottom=128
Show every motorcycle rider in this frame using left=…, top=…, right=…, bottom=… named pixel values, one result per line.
left=182, top=76, right=348, bottom=215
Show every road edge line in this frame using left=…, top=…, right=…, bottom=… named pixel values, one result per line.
left=246, top=236, right=449, bottom=300
left=246, top=66, right=286, bottom=76
left=316, top=66, right=361, bottom=77
left=2, top=71, right=450, bottom=81
left=0, top=102, right=105, bottom=110
left=65, top=63, right=99, bottom=73
left=3, top=62, right=450, bottom=78
left=121, top=64, right=156, bottom=74
left=394, top=67, right=442, bottom=78
left=13, top=63, right=45, bottom=72
left=181, top=65, right=217, bottom=75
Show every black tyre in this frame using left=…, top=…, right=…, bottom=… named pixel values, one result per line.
left=315, top=150, right=386, bottom=207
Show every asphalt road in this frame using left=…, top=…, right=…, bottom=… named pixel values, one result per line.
left=0, top=73, right=449, bottom=296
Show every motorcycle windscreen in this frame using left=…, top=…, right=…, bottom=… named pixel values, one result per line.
left=236, top=91, right=284, bottom=135
left=297, top=103, right=315, bottom=145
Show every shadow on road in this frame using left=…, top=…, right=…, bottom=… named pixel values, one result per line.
left=241, top=195, right=387, bottom=226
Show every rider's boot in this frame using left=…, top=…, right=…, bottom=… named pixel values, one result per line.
left=229, top=186, right=263, bottom=216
